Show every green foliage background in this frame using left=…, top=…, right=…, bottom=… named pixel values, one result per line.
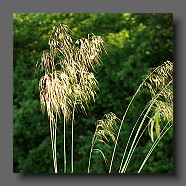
left=13, top=13, right=173, bottom=173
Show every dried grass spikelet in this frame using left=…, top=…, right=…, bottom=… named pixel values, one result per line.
left=145, top=61, right=173, bottom=142
left=155, top=100, right=173, bottom=122
left=95, top=112, right=120, bottom=145
left=49, top=23, right=73, bottom=64
left=145, top=61, right=173, bottom=96
left=38, top=72, right=72, bottom=123
left=36, top=52, right=55, bottom=73
left=88, top=112, right=120, bottom=172
left=74, top=34, right=107, bottom=71
left=79, top=72, right=99, bottom=103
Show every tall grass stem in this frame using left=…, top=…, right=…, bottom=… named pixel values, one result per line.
left=138, top=122, right=172, bottom=173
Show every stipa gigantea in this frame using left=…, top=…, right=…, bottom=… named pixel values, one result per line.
left=134, top=61, right=173, bottom=173
left=106, top=61, right=173, bottom=173
left=36, top=23, right=107, bottom=173
left=121, top=61, right=173, bottom=173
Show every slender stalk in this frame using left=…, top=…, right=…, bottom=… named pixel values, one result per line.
left=120, top=99, right=155, bottom=173
left=109, top=80, right=146, bottom=173
left=88, top=133, right=97, bottom=173
left=138, top=122, right=172, bottom=173
left=71, top=97, right=77, bottom=173
left=71, top=113, right=74, bottom=173
left=53, top=123, right=57, bottom=173
left=120, top=125, right=148, bottom=173
left=63, top=101, right=66, bottom=173
left=49, top=120, right=54, bottom=171
left=92, top=148, right=108, bottom=164
left=54, top=113, right=57, bottom=173
left=119, top=103, right=149, bottom=172
left=49, top=119, right=57, bottom=173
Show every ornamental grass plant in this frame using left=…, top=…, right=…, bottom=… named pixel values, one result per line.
left=36, top=23, right=173, bottom=173
left=36, top=23, right=106, bottom=173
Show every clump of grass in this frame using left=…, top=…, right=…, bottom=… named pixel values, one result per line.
left=36, top=23, right=106, bottom=173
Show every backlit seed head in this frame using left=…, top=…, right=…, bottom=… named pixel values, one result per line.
left=36, top=23, right=107, bottom=124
